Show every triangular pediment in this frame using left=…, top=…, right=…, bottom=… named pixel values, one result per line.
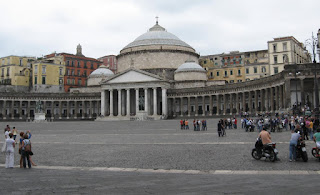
left=103, top=69, right=163, bottom=84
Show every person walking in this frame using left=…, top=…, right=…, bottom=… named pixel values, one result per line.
left=21, top=134, right=32, bottom=169
left=12, top=127, right=18, bottom=144
left=289, top=130, right=300, bottom=162
left=185, top=120, right=189, bottom=130
left=5, top=133, right=15, bottom=168
left=217, top=120, right=223, bottom=137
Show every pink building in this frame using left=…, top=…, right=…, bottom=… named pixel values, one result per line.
left=98, top=55, right=117, bottom=73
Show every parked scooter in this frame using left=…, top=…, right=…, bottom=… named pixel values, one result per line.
left=252, top=138, right=278, bottom=162
left=311, top=147, right=320, bottom=161
left=296, top=139, right=308, bottom=162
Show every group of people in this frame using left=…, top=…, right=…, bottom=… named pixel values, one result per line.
left=2, top=125, right=36, bottom=169
left=193, top=119, right=207, bottom=131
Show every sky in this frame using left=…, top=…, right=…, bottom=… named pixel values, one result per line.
left=0, top=0, right=319, bottom=59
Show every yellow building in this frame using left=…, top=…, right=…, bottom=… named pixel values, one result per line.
left=0, top=55, right=35, bottom=91
left=244, top=50, right=269, bottom=81
left=32, top=57, right=65, bottom=93
left=200, top=51, right=246, bottom=83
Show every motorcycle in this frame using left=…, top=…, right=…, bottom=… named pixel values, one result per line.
left=296, top=139, right=308, bottom=162
left=311, top=147, right=320, bottom=161
left=252, top=138, right=278, bottom=162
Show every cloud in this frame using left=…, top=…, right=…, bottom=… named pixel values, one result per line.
left=0, top=0, right=319, bottom=59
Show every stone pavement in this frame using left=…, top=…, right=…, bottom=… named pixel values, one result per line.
left=0, top=119, right=319, bottom=194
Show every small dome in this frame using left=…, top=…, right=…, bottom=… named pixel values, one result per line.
left=89, top=65, right=114, bottom=78
left=175, top=61, right=206, bottom=73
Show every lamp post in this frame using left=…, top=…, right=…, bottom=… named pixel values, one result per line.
left=305, top=32, right=319, bottom=117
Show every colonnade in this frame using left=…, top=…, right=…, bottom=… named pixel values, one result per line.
left=0, top=99, right=100, bottom=120
left=100, top=87, right=167, bottom=119
left=168, top=85, right=286, bottom=117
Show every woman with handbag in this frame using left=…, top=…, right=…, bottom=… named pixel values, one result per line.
left=5, top=133, right=15, bottom=168
left=21, top=134, right=32, bottom=168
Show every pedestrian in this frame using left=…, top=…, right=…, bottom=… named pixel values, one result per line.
left=217, top=120, right=223, bottom=137
left=5, top=133, right=15, bottom=168
left=185, top=120, right=189, bottom=129
left=19, top=132, right=24, bottom=168
left=180, top=119, right=184, bottom=130
left=197, top=120, right=201, bottom=131
left=12, top=127, right=18, bottom=144
left=193, top=119, right=196, bottom=131
left=289, top=130, right=300, bottom=162
left=21, top=134, right=32, bottom=169
left=25, top=131, right=36, bottom=166
left=309, top=119, right=314, bottom=140
left=4, top=125, right=10, bottom=133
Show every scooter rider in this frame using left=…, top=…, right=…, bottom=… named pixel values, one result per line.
left=313, top=128, right=320, bottom=157
left=259, top=128, right=272, bottom=154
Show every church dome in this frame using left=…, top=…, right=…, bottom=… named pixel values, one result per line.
left=89, top=65, right=114, bottom=78
left=122, top=23, right=193, bottom=51
left=175, top=61, right=206, bottom=73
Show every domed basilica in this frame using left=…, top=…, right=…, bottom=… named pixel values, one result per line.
left=88, top=21, right=226, bottom=120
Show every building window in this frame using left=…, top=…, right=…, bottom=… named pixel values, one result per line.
left=6, top=67, right=9, bottom=76
left=35, top=65, right=38, bottom=74
left=230, top=70, right=233, bottom=75
left=273, top=44, right=277, bottom=52
left=71, top=70, right=74, bottom=76
left=85, top=80, right=87, bottom=86
left=238, top=69, right=241, bottom=75
left=42, top=76, right=46, bottom=84
left=216, top=71, right=220, bottom=76
left=78, top=79, right=82, bottom=86
left=77, top=61, right=80, bottom=67
left=71, top=61, right=74, bottom=67
left=66, top=61, right=69, bottom=66
left=224, top=71, right=228, bottom=77
left=254, top=67, right=257, bottom=73
left=42, top=66, right=46, bottom=74
left=72, top=79, right=75, bottom=85
left=78, top=70, right=81, bottom=76
left=91, top=63, right=94, bottom=69
left=246, top=68, right=249, bottom=74
left=274, top=67, right=279, bottom=74
left=34, top=76, right=37, bottom=84
left=230, top=80, right=234, bottom=83
left=283, top=54, right=288, bottom=63
left=237, top=80, right=242, bottom=83
left=274, top=55, right=278, bottom=64
left=283, top=42, right=287, bottom=51
left=204, top=60, right=207, bottom=64
left=210, top=72, right=213, bottom=77
left=59, top=78, right=63, bottom=84
left=59, top=68, right=63, bottom=76
left=19, top=59, right=22, bottom=66
left=1, top=68, right=4, bottom=77
left=261, top=66, right=266, bottom=73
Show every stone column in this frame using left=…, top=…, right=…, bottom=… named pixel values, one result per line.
left=59, top=101, right=63, bottom=119
left=118, top=89, right=122, bottom=116
left=110, top=89, right=114, bottom=116
left=300, top=79, right=305, bottom=107
left=242, top=92, right=246, bottom=112
left=255, top=90, right=258, bottom=114
left=180, top=97, right=184, bottom=117
left=153, top=88, right=157, bottom=116
left=162, top=88, right=167, bottom=116
left=260, top=89, right=264, bottom=112
left=248, top=91, right=252, bottom=114
left=74, top=101, right=78, bottom=119
left=135, top=88, right=139, bottom=114
left=101, top=90, right=106, bottom=116
left=284, top=79, right=291, bottom=109
left=217, top=95, right=220, bottom=115
left=19, top=101, right=23, bottom=119
left=279, top=85, right=283, bottom=109
left=202, top=96, right=205, bottom=116
left=230, top=94, right=233, bottom=115
left=209, top=95, right=213, bottom=116
left=66, top=101, right=69, bottom=119
left=195, top=96, right=198, bottom=116
left=27, top=101, right=31, bottom=120
left=187, top=96, right=191, bottom=117
left=270, top=87, right=274, bottom=113
left=223, top=94, right=226, bottom=115
left=2, top=100, right=6, bottom=119
left=11, top=100, right=14, bottom=119
left=172, top=98, right=176, bottom=116
left=43, top=101, right=47, bottom=115
left=235, top=93, right=239, bottom=115
left=127, top=89, right=130, bottom=117
left=82, top=101, right=85, bottom=118
left=89, top=101, right=93, bottom=118
left=144, top=88, right=148, bottom=115
left=97, top=101, right=101, bottom=116
left=51, top=101, right=54, bottom=119
left=275, top=86, right=279, bottom=111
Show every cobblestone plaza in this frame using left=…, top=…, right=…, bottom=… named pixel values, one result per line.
left=0, top=119, right=319, bottom=194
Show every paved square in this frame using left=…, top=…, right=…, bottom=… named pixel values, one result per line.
left=0, top=119, right=319, bottom=194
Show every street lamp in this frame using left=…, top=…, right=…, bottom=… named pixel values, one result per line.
left=289, top=69, right=301, bottom=115
left=305, top=32, right=319, bottom=117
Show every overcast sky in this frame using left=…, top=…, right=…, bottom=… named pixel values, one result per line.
left=0, top=0, right=319, bottom=59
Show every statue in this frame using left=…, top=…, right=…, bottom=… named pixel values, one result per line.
left=36, top=100, right=43, bottom=113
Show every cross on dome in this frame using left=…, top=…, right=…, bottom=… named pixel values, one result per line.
left=155, top=16, right=159, bottom=25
